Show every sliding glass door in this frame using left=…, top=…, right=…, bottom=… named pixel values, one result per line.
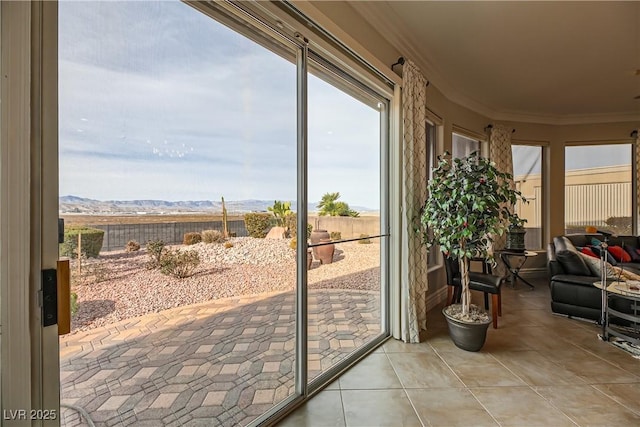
left=306, top=61, right=387, bottom=383
left=57, top=1, right=390, bottom=425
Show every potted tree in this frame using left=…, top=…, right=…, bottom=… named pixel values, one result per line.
left=420, top=151, right=525, bottom=351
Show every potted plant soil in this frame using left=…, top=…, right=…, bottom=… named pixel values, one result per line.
left=420, top=151, right=525, bottom=351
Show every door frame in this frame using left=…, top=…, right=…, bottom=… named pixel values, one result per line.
left=0, top=1, right=59, bottom=424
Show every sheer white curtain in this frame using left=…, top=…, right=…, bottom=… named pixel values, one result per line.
left=397, top=59, right=428, bottom=343
left=489, top=125, right=514, bottom=278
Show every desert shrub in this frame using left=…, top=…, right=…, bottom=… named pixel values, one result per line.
left=244, top=213, right=272, bottom=238
left=70, top=292, right=78, bottom=316
left=183, top=232, right=202, bottom=245
left=71, top=256, right=111, bottom=286
left=290, top=237, right=297, bottom=250
left=224, top=241, right=234, bottom=249
left=605, top=216, right=632, bottom=235
left=284, top=213, right=313, bottom=239
left=60, top=226, right=104, bottom=258
left=159, top=249, right=200, bottom=278
left=146, top=239, right=166, bottom=269
left=358, top=233, right=371, bottom=244
left=202, top=229, right=225, bottom=243
left=125, top=240, right=141, bottom=252
left=330, top=231, right=342, bottom=240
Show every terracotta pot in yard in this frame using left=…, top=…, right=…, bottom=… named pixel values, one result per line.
left=315, top=238, right=335, bottom=264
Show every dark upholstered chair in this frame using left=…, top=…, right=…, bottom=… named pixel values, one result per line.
left=443, top=255, right=503, bottom=329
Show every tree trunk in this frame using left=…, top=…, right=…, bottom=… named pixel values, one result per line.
left=459, top=256, right=471, bottom=317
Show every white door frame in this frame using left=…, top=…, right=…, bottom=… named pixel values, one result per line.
left=0, top=1, right=59, bottom=425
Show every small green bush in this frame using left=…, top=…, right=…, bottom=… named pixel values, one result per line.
left=290, top=237, right=297, bottom=250
left=330, top=231, right=342, bottom=241
left=146, top=239, right=166, bottom=269
left=183, top=232, right=202, bottom=245
left=60, top=226, right=104, bottom=258
left=202, top=229, right=225, bottom=243
left=70, top=292, right=78, bottom=316
left=358, top=233, right=371, bottom=244
left=125, top=240, right=141, bottom=252
left=159, top=249, right=200, bottom=278
left=244, top=213, right=273, bottom=238
left=284, top=213, right=313, bottom=239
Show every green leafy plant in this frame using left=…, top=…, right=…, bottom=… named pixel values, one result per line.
left=244, top=213, right=273, bottom=238
left=183, top=232, right=202, bottom=245
left=317, top=192, right=359, bottom=217
left=508, top=215, right=527, bottom=230
left=268, top=200, right=292, bottom=227
left=420, top=151, right=525, bottom=320
left=70, top=292, right=78, bottom=316
left=290, top=237, right=297, bottom=250
left=284, top=214, right=313, bottom=239
left=159, top=249, right=200, bottom=278
left=59, top=226, right=105, bottom=258
left=330, top=231, right=342, bottom=240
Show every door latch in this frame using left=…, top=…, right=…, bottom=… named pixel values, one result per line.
left=42, top=269, right=58, bottom=327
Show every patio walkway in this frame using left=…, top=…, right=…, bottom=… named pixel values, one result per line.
left=60, top=289, right=380, bottom=426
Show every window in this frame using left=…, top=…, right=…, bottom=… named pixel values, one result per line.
left=452, top=132, right=480, bottom=158
left=564, top=144, right=632, bottom=235
left=512, top=145, right=543, bottom=249
left=426, top=121, right=439, bottom=265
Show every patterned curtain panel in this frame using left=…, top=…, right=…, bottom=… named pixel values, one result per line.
left=489, top=125, right=514, bottom=278
left=399, top=59, right=428, bottom=343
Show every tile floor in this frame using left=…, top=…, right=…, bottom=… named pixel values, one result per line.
left=278, top=277, right=640, bottom=426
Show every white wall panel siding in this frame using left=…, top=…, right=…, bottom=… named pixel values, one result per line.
left=565, top=182, right=632, bottom=228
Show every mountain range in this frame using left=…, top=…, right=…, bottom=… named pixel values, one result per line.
left=59, top=195, right=376, bottom=215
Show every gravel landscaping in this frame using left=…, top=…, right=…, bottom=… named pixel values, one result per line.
left=70, top=237, right=381, bottom=333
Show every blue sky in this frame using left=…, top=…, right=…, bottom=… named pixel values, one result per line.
left=58, top=0, right=381, bottom=209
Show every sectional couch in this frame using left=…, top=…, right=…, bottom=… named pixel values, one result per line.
left=547, top=234, right=640, bottom=321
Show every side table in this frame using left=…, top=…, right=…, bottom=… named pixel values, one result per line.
left=594, top=281, right=640, bottom=345
left=498, top=250, right=537, bottom=289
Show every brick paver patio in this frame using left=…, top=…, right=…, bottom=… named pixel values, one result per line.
left=60, top=289, right=380, bottom=426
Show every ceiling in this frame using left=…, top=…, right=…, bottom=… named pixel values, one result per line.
left=347, top=1, right=640, bottom=125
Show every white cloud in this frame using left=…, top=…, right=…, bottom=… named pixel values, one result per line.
left=59, top=0, right=382, bottom=209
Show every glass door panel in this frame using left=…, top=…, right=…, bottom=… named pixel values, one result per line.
left=59, top=1, right=297, bottom=425
left=306, top=63, right=385, bottom=382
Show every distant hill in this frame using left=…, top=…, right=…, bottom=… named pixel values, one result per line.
left=59, top=195, right=376, bottom=215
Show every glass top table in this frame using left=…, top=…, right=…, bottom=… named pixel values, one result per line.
left=594, top=280, right=640, bottom=345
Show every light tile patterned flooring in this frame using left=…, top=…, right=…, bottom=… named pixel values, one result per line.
left=60, top=289, right=380, bottom=426
left=278, top=277, right=640, bottom=426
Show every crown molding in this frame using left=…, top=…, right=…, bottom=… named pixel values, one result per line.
left=349, top=2, right=640, bottom=126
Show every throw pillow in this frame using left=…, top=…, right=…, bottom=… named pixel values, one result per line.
left=556, top=250, right=592, bottom=276
left=580, top=247, right=598, bottom=258
left=608, top=245, right=631, bottom=263
left=591, top=237, right=604, bottom=247
left=623, top=243, right=640, bottom=262
left=579, top=252, right=618, bottom=278
left=589, top=245, right=617, bottom=266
